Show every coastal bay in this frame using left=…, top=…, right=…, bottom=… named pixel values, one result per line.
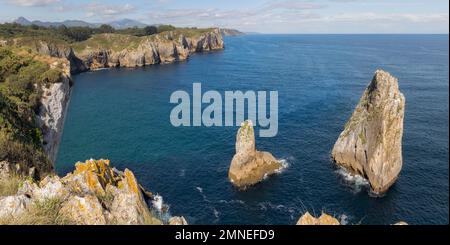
left=56, top=34, right=449, bottom=225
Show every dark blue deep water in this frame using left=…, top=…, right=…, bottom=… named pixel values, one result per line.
left=56, top=35, right=449, bottom=225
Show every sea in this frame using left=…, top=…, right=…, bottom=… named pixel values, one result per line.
left=56, top=34, right=449, bottom=224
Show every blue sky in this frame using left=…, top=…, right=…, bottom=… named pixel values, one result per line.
left=0, top=0, right=448, bottom=33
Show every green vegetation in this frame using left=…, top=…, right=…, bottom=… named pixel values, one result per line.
left=71, top=33, right=142, bottom=53
left=0, top=197, right=73, bottom=225
left=1, top=23, right=215, bottom=56
left=0, top=47, right=62, bottom=174
left=1, top=23, right=182, bottom=44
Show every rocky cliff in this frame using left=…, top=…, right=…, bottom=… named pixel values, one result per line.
left=23, top=29, right=223, bottom=165
left=332, top=70, right=405, bottom=195
left=31, top=28, right=224, bottom=73
left=36, top=58, right=72, bottom=164
left=0, top=159, right=186, bottom=225
left=228, top=120, right=282, bottom=188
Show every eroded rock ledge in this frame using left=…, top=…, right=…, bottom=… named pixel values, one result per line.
left=228, top=120, right=282, bottom=188
left=332, top=70, right=405, bottom=195
left=0, top=159, right=187, bottom=225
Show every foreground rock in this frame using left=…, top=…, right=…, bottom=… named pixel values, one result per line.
left=228, top=120, right=281, bottom=188
left=297, top=212, right=340, bottom=225
left=0, top=159, right=186, bottom=225
left=332, top=70, right=405, bottom=195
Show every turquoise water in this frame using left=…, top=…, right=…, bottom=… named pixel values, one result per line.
left=56, top=35, right=449, bottom=225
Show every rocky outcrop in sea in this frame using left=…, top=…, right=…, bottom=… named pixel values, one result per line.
left=332, top=70, right=405, bottom=195
left=297, top=212, right=340, bottom=225
left=228, top=120, right=282, bottom=188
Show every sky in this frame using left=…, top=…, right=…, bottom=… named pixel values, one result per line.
left=0, top=0, right=448, bottom=34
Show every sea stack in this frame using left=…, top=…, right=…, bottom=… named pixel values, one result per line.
left=332, top=70, right=405, bottom=195
left=228, top=120, right=281, bottom=188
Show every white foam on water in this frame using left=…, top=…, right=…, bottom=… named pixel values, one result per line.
left=275, top=158, right=290, bottom=174
left=218, top=199, right=246, bottom=205
left=152, top=194, right=163, bottom=212
left=213, top=208, right=220, bottom=218
left=335, top=167, right=370, bottom=193
left=196, top=186, right=211, bottom=202
left=340, top=214, right=349, bottom=225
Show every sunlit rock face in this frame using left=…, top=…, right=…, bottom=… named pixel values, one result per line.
left=296, top=212, right=340, bottom=225
left=332, top=70, right=405, bottom=195
left=228, top=120, right=281, bottom=188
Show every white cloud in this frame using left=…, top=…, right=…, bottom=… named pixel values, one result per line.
left=85, top=3, right=135, bottom=18
left=6, top=0, right=59, bottom=7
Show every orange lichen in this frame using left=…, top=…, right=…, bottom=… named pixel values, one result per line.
left=73, top=159, right=116, bottom=191
left=124, top=169, right=140, bottom=195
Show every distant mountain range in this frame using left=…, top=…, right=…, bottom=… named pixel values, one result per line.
left=11, top=17, right=245, bottom=35
left=13, top=17, right=148, bottom=29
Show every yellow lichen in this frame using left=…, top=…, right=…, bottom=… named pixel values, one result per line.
left=124, top=169, right=140, bottom=195
left=73, top=159, right=116, bottom=192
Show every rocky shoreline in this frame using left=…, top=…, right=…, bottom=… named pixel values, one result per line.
left=33, top=28, right=224, bottom=74
left=36, top=28, right=224, bottom=164
left=0, top=29, right=409, bottom=224
left=0, top=28, right=224, bottom=225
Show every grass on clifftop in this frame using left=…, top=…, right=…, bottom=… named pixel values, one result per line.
left=71, top=28, right=216, bottom=53
left=0, top=174, right=24, bottom=196
left=0, top=197, right=73, bottom=225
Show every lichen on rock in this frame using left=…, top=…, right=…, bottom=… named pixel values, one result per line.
left=332, top=70, right=405, bottom=195
left=228, top=120, right=282, bottom=188
left=0, top=159, right=185, bottom=225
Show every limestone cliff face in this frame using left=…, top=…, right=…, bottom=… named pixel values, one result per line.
left=36, top=59, right=72, bottom=164
left=0, top=159, right=186, bottom=225
left=228, top=120, right=282, bottom=188
left=29, top=29, right=223, bottom=73
left=332, top=70, right=405, bottom=194
left=34, top=41, right=87, bottom=74
left=74, top=29, right=224, bottom=71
